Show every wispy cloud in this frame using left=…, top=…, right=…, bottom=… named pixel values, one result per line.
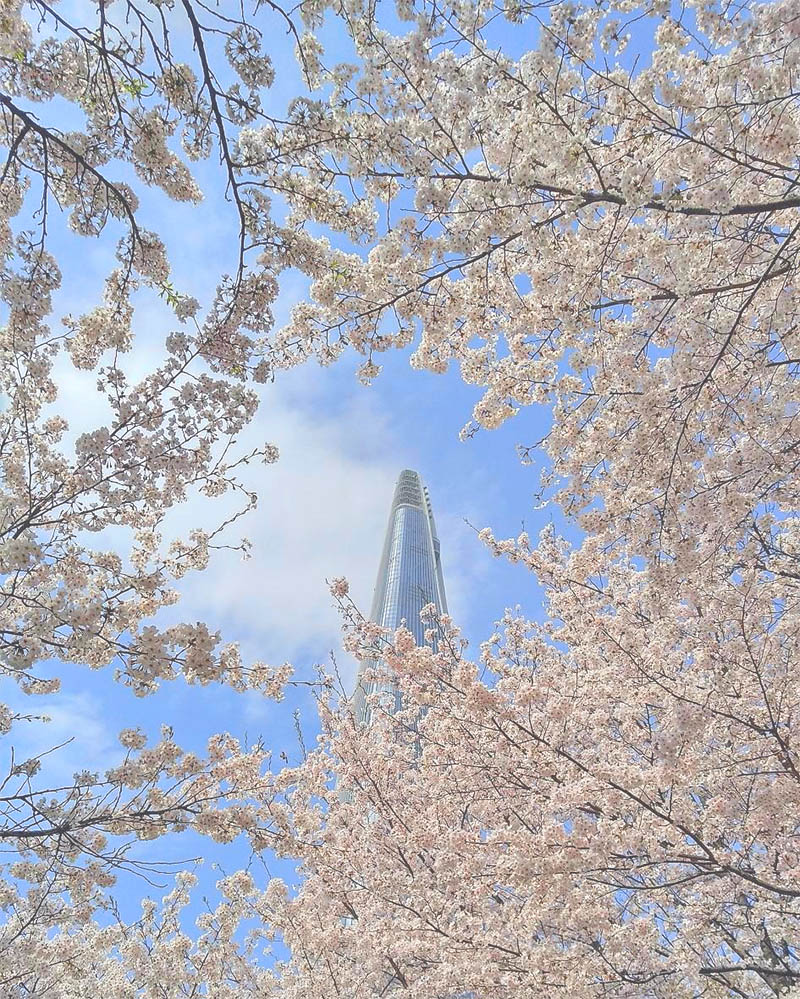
left=168, top=368, right=409, bottom=682
left=3, top=690, right=121, bottom=785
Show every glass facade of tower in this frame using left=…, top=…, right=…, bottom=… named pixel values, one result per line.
left=353, top=469, right=448, bottom=726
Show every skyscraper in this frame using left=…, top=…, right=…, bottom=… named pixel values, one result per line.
left=353, top=469, right=448, bottom=727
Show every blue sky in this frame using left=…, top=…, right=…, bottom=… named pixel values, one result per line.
left=1, top=0, right=664, bottom=925
left=6, top=3, right=557, bottom=749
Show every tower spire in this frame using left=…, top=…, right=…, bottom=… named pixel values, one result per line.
left=353, top=470, right=448, bottom=726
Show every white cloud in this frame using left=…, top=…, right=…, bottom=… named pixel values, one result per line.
left=43, top=305, right=495, bottom=697
left=2, top=690, right=120, bottom=786
left=169, top=369, right=409, bottom=684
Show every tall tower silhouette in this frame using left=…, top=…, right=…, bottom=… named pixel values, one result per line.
left=353, top=470, right=448, bottom=726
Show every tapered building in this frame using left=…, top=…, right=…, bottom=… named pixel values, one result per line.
left=353, top=469, right=448, bottom=726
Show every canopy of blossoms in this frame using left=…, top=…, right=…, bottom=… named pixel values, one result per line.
left=1, top=0, right=799, bottom=995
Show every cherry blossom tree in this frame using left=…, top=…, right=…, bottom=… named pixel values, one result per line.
left=0, top=0, right=301, bottom=987
left=2, top=0, right=800, bottom=995
left=243, top=0, right=799, bottom=995
left=0, top=0, right=296, bottom=702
